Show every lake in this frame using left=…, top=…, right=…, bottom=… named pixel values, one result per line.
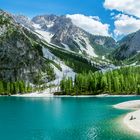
left=0, top=96, right=140, bottom=140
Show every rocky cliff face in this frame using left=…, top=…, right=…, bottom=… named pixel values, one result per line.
left=112, top=30, right=140, bottom=60
left=15, top=14, right=116, bottom=57
left=13, top=15, right=34, bottom=30
left=0, top=10, right=55, bottom=84
left=32, top=14, right=58, bottom=27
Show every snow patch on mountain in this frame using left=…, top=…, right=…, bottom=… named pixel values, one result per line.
left=61, top=43, right=71, bottom=51
left=42, top=47, right=75, bottom=85
left=83, top=37, right=98, bottom=57
left=33, top=23, right=54, bottom=43
left=35, top=29, right=54, bottom=43
left=42, top=47, right=56, bottom=60
left=50, top=62, right=75, bottom=85
left=130, top=61, right=138, bottom=66
left=33, top=23, right=41, bottom=29
left=75, top=37, right=98, bottom=57
left=14, top=14, right=116, bottom=58
left=47, top=23, right=54, bottom=28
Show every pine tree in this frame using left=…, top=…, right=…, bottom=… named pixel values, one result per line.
left=0, top=81, right=4, bottom=95
left=10, top=82, right=14, bottom=94
left=60, top=66, right=140, bottom=95
left=14, top=82, right=19, bottom=94
left=6, top=82, right=10, bottom=95
left=100, top=75, right=108, bottom=92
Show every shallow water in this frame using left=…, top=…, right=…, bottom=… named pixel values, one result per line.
left=0, top=96, right=140, bottom=140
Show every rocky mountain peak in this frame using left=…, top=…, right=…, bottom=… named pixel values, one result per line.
left=112, top=29, right=140, bottom=60
left=11, top=13, right=116, bottom=57
left=32, top=14, right=58, bottom=28
left=13, top=15, right=34, bottom=30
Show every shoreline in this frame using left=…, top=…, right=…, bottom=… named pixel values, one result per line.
left=11, top=93, right=137, bottom=98
left=114, top=100, right=140, bottom=133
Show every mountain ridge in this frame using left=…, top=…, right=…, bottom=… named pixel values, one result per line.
left=1, top=9, right=140, bottom=94
left=111, top=29, right=140, bottom=65
left=14, top=14, right=116, bottom=57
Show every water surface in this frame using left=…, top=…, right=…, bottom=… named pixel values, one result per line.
left=0, top=96, right=140, bottom=140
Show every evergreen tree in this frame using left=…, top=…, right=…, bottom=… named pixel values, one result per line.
left=0, top=81, right=4, bottom=95
left=6, top=82, right=10, bottom=95
left=60, top=66, right=140, bottom=95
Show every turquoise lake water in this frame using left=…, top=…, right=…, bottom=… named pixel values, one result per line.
left=0, top=96, right=140, bottom=140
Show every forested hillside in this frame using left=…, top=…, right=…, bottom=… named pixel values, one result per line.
left=59, top=66, right=140, bottom=95
left=43, top=43, right=99, bottom=73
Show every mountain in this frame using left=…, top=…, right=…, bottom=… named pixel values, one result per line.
left=15, top=14, right=116, bottom=57
left=112, top=30, right=140, bottom=65
left=13, top=15, right=34, bottom=30
left=0, top=10, right=57, bottom=86
left=0, top=10, right=100, bottom=93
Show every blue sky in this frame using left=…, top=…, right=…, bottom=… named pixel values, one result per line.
left=0, top=0, right=140, bottom=39
left=0, top=0, right=112, bottom=19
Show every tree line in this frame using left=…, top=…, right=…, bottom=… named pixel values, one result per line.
left=59, top=66, right=140, bottom=95
left=0, top=81, right=32, bottom=95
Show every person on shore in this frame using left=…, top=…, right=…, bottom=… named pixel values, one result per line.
left=130, top=115, right=136, bottom=120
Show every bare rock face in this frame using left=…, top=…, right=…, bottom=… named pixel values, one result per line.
left=32, top=14, right=58, bottom=28
left=31, top=15, right=116, bottom=57
left=113, top=30, right=140, bottom=60
left=0, top=10, right=54, bottom=83
left=13, top=15, right=34, bottom=30
left=14, top=13, right=116, bottom=57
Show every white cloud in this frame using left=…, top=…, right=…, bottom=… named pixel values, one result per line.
left=104, top=0, right=140, bottom=38
left=66, top=14, right=110, bottom=36
left=104, top=0, right=140, bottom=18
left=114, top=14, right=140, bottom=37
left=89, top=16, right=100, bottom=21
